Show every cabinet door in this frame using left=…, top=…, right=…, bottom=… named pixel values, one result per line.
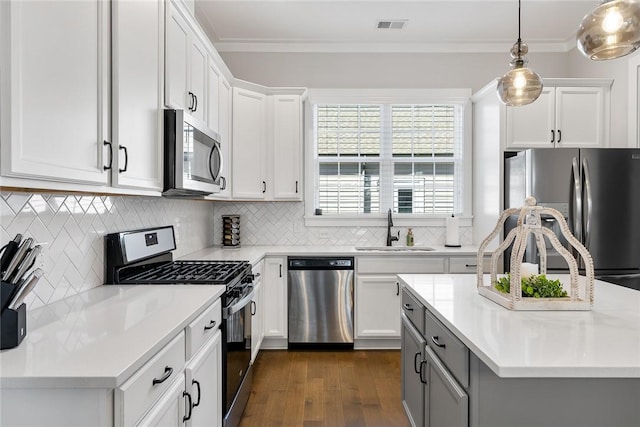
left=165, top=3, right=189, bottom=111
left=136, top=374, right=186, bottom=427
left=425, top=346, right=468, bottom=427
left=111, top=0, right=163, bottom=191
left=207, top=59, right=220, bottom=134
left=250, top=276, right=264, bottom=363
left=186, top=331, right=222, bottom=427
left=263, top=257, right=287, bottom=338
left=355, top=275, right=401, bottom=338
left=505, top=87, right=555, bottom=149
left=270, top=95, right=302, bottom=200
left=189, top=36, right=207, bottom=122
left=0, top=0, right=109, bottom=184
left=555, top=86, right=607, bottom=148
left=232, top=88, right=267, bottom=199
left=401, top=315, right=426, bottom=427
left=216, top=77, right=232, bottom=198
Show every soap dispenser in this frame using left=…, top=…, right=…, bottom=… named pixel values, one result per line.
left=406, top=228, right=414, bottom=247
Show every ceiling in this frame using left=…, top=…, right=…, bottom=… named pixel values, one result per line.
left=195, top=0, right=600, bottom=54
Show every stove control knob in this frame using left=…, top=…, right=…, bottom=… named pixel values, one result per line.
left=242, top=274, right=255, bottom=284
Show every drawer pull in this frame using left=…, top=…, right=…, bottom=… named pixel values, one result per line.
left=431, top=336, right=446, bottom=348
left=204, top=320, right=217, bottom=331
left=183, top=391, right=193, bottom=422
left=465, top=264, right=477, bottom=268
left=403, top=303, right=413, bottom=312
left=152, top=366, right=173, bottom=385
left=396, top=282, right=400, bottom=296
left=419, top=360, right=428, bottom=384
left=192, top=379, right=201, bottom=407
left=413, top=352, right=422, bottom=374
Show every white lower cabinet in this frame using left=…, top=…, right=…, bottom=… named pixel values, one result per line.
left=137, top=374, right=187, bottom=426
left=250, top=260, right=265, bottom=362
left=262, top=257, right=287, bottom=345
left=185, top=331, right=222, bottom=427
left=355, top=275, right=401, bottom=338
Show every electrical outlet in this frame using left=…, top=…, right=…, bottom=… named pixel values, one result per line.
left=319, top=230, right=329, bottom=239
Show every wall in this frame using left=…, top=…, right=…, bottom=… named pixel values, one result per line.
left=0, top=191, right=214, bottom=309
left=213, top=201, right=471, bottom=247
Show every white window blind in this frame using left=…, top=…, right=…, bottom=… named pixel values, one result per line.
left=314, top=102, right=465, bottom=215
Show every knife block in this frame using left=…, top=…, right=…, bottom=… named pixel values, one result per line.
left=0, top=301, right=26, bottom=350
left=1, top=280, right=17, bottom=312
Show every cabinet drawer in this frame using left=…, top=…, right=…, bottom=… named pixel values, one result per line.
left=449, top=256, right=491, bottom=274
left=186, top=298, right=222, bottom=359
left=424, top=310, right=469, bottom=388
left=115, top=332, right=186, bottom=427
left=358, top=256, right=445, bottom=274
left=401, top=289, right=425, bottom=335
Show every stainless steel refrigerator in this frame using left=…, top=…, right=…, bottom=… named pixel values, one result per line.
left=504, top=148, right=640, bottom=291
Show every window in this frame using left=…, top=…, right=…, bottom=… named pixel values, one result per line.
left=310, top=91, right=469, bottom=219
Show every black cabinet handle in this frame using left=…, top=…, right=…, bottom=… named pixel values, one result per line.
left=262, top=181, right=266, bottom=193
left=403, top=303, right=413, bottom=312
left=431, top=336, right=446, bottom=348
left=193, top=94, right=198, bottom=112
left=183, top=391, right=193, bottom=422
left=251, top=300, right=256, bottom=315
left=192, top=380, right=201, bottom=407
left=465, top=264, right=477, bottom=268
left=188, top=91, right=195, bottom=111
left=396, top=282, right=400, bottom=296
left=557, top=129, right=562, bottom=143
left=103, top=140, right=113, bottom=171
left=413, top=351, right=422, bottom=374
left=220, top=176, right=227, bottom=190
left=279, top=264, right=282, bottom=278
left=295, top=180, right=299, bottom=193
left=551, top=129, right=555, bottom=143
left=118, top=145, right=128, bottom=173
left=419, top=360, right=427, bottom=384
left=204, top=320, right=216, bottom=331
left=152, top=366, right=173, bottom=385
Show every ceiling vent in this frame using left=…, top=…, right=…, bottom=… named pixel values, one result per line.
left=376, top=19, right=407, bottom=30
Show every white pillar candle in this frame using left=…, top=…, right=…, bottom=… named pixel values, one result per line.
left=520, top=262, right=539, bottom=278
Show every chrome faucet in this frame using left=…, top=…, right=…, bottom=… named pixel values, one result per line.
left=386, top=208, right=399, bottom=246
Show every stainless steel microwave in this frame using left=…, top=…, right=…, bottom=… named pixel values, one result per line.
left=163, top=109, right=223, bottom=197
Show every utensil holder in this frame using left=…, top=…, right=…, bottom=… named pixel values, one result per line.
left=1, top=302, right=26, bottom=350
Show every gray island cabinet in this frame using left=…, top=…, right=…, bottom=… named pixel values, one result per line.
left=399, top=274, right=640, bottom=427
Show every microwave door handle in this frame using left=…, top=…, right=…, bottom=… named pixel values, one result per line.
left=209, top=142, right=222, bottom=181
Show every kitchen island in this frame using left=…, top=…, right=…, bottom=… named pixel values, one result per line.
left=398, top=274, right=640, bottom=427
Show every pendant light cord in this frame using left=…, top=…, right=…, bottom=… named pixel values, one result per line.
left=517, top=0, right=522, bottom=56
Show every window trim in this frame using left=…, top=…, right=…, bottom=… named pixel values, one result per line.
left=304, top=88, right=473, bottom=227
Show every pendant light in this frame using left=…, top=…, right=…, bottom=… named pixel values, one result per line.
left=497, top=0, right=543, bottom=107
left=577, top=1, right=640, bottom=60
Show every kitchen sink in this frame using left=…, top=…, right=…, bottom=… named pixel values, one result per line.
left=354, top=246, right=435, bottom=252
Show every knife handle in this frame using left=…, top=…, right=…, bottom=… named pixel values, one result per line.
left=0, top=241, right=19, bottom=274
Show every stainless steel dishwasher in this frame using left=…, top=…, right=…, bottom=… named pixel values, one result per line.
left=287, top=257, right=354, bottom=348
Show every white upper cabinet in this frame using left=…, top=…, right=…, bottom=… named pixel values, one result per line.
left=111, top=0, right=163, bottom=191
left=270, top=94, right=303, bottom=201
left=216, top=77, right=232, bottom=198
left=506, top=80, right=611, bottom=150
left=0, top=0, right=109, bottom=185
left=232, top=87, right=268, bottom=200
left=165, top=1, right=207, bottom=121
left=207, top=59, right=221, bottom=134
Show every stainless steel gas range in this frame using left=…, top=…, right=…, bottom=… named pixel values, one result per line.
left=105, top=225, right=254, bottom=427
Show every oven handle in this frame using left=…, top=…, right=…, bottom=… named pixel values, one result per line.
left=223, top=286, right=256, bottom=319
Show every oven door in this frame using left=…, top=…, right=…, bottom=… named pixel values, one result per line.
left=223, top=286, right=254, bottom=416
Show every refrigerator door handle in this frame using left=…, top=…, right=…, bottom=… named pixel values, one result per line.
left=582, top=157, right=593, bottom=249
left=570, top=157, right=582, bottom=242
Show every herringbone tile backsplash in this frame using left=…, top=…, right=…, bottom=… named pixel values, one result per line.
left=214, top=201, right=472, bottom=247
left=0, top=191, right=214, bottom=309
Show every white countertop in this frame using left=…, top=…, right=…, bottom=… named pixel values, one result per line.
left=0, top=285, right=225, bottom=389
left=398, top=274, right=640, bottom=379
left=182, top=245, right=484, bottom=264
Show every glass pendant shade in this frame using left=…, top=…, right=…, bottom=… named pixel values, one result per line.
left=577, top=0, right=640, bottom=60
left=497, top=64, right=544, bottom=106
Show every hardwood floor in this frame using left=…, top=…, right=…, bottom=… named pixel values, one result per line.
left=239, top=350, right=411, bottom=427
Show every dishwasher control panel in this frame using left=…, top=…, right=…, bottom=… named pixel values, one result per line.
left=288, top=257, right=354, bottom=270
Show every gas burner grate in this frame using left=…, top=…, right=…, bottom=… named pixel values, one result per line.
left=121, top=260, right=250, bottom=285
